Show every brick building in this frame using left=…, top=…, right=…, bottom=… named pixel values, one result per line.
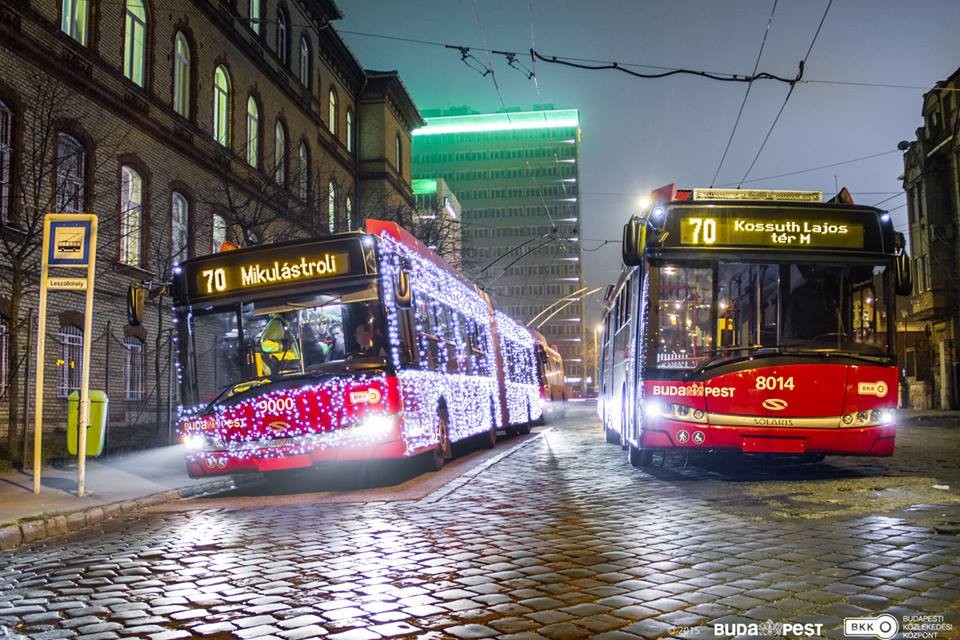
left=0, top=0, right=422, bottom=461
left=899, top=65, right=960, bottom=409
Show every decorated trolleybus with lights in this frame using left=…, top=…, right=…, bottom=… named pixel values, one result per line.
left=597, top=186, right=913, bottom=466
left=531, top=329, right=567, bottom=421
left=173, top=219, right=542, bottom=477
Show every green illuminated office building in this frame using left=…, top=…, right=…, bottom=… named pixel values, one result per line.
left=412, top=108, right=585, bottom=390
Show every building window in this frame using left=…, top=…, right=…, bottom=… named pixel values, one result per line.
left=276, top=8, right=288, bottom=66
left=124, top=0, right=148, bottom=87
left=249, top=0, right=261, bottom=35
left=345, top=195, right=352, bottom=229
left=61, top=0, right=89, bottom=45
left=395, top=135, right=402, bottom=173
left=0, top=102, right=11, bottom=224
left=123, top=336, right=145, bottom=400
left=58, top=326, right=83, bottom=398
left=171, top=191, right=188, bottom=261
left=297, top=142, right=308, bottom=202
left=173, top=32, right=190, bottom=117
left=212, top=213, right=226, bottom=251
left=328, top=89, right=337, bottom=135
left=245, top=96, right=259, bottom=167
left=274, top=120, right=286, bottom=185
left=327, top=182, right=336, bottom=232
left=0, top=316, right=7, bottom=397
left=56, top=133, right=85, bottom=213
left=299, top=36, right=311, bottom=88
left=345, top=109, right=353, bottom=153
left=213, top=66, right=231, bottom=146
left=120, top=165, right=142, bottom=266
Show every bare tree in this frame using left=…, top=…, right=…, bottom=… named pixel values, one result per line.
left=360, top=189, right=464, bottom=269
left=0, top=71, right=127, bottom=463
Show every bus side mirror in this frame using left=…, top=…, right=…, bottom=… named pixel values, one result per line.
left=127, top=282, right=145, bottom=326
left=895, top=251, right=912, bottom=296
left=622, top=217, right=646, bottom=266
left=394, top=268, right=412, bottom=308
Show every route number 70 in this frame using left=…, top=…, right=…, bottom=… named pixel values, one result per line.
left=688, top=217, right=717, bottom=244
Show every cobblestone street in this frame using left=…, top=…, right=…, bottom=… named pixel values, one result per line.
left=2, top=409, right=959, bottom=639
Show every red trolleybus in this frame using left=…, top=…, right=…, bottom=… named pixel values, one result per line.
left=598, top=186, right=912, bottom=466
left=173, top=220, right=540, bottom=477
left=531, top=330, right=567, bottom=422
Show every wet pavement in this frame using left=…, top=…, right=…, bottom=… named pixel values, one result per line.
left=1, top=408, right=959, bottom=639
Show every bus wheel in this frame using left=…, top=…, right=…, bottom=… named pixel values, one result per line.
left=481, top=400, right=498, bottom=448
left=628, top=444, right=653, bottom=468
left=430, top=406, right=452, bottom=471
left=604, top=424, right=620, bottom=444
left=517, top=402, right=532, bottom=435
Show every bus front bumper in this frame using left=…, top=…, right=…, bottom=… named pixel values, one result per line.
left=639, top=420, right=896, bottom=457
left=183, top=420, right=407, bottom=477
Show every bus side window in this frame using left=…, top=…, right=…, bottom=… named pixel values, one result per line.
left=456, top=312, right=470, bottom=374
left=442, top=305, right=458, bottom=373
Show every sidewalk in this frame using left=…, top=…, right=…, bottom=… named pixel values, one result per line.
left=898, top=409, right=960, bottom=424
left=0, top=445, right=243, bottom=550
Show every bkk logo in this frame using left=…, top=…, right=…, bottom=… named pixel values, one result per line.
left=857, top=381, right=889, bottom=398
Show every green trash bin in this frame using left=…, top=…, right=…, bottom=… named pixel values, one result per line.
left=67, top=390, right=108, bottom=457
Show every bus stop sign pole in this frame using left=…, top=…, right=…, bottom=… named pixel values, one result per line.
left=33, top=214, right=98, bottom=496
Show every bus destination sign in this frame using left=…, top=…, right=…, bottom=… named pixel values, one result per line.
left=679, top=214, right=865, bottom=249
left=183, top=237, right=371, bottom=301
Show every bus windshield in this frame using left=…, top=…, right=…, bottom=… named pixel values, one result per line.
left=653, top=261, right=889, bottom=370
left=183, top=283, right=386, bottom=405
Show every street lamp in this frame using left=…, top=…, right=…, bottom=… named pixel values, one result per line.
left=594, top=323, right=602, bottom=394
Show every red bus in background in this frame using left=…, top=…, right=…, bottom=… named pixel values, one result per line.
left=173, top=220, right=541, bottom=477
left=598, top=186, right=913, bottom=467
left=531, top=329, right=567, bottom=422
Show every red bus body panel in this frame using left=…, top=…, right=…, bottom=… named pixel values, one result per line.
left=640, top=364, right=897, bottom=456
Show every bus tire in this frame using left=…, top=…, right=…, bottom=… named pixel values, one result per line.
left=517, top=401, right=532, bottom=435
left=481, top=399, right=497, bottom=448
left=604, top=424, right=620, bottom=444
left=429, top=404, right=452, bottom=471
left=629, top=444, right=653, bottom=468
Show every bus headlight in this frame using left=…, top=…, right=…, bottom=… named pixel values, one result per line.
left=358, top=414, right=396, bottom=436
left=183, top=434, right=208, bottom=451
left=841, top=410, right=895, bottom=427
left=643, top=400, right=706, bottom=423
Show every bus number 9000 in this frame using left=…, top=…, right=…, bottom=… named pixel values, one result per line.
left=257, top=397, right=296, bottom=414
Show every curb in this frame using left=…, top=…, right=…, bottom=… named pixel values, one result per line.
left=0, top=475, right=251, bottom=552
left=420, top=427, right=553, bottom=503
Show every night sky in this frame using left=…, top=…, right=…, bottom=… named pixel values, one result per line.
left=338, top=0, right=960, bottom=321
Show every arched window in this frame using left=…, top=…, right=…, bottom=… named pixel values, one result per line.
left=173, top=32, right=190, bottom=117
left=276, top=8, right=288, bottom=65
left=57, top=325, right=83, bottom=397
left=249, top=0, right=261, bottom=35
left=327, top=182, right=336, bottom=232
left=61, top=0, right=89, bottom=44
left=123, top=0, right=148, bottom=87
left=212, top=212, right=226, bottom=252
left=171, top=191, right=188, bottom=261
left=299, top=36, right=311, bottom=88
left=297, top=142, right=308, bottom=202
left=213, top=66, right=231, bottom=146
left=395, top=135, right=402, bottom=173
left=345, top=109, right=353, bottom=153
left=274, top=120, right=286, bottom=185
left=0, top=102, right=11, bottom=224
left=120, top=165, right=143, bottom=266
left=123, top=336, right=145, bottom=400
left=245, top=96, right=259, bottom=167
left=328, top=89, right=337, bottom=135
left=345, top=196, right=352, bottom=229
left=55, top=133, right=85, bottom=213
